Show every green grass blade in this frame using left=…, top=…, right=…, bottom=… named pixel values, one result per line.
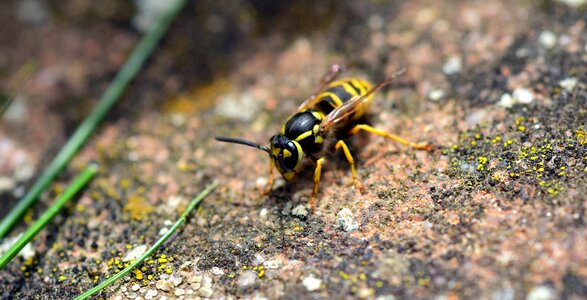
left=0, top=0, right=188, bottom=239
left=0, top=164, right=98, bottom=269
left=74, top=181, right=218, bottom=300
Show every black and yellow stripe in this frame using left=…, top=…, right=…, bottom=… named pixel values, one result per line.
left=312, top=78, right=373, bottom=118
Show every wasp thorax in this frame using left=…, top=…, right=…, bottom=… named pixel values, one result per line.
left=269, top=134, right=303, bottom=181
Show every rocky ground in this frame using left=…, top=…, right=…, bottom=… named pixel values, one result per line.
left=1, top=0, right=586, bottom=299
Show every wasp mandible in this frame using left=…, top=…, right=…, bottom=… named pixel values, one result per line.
left=216, top=64, right=432, bottom=210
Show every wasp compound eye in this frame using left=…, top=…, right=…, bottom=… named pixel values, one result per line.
left=282, top=141, right=299, bottom=170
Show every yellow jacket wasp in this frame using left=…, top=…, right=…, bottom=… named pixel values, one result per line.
left=216, top=65, right=432, bottom=210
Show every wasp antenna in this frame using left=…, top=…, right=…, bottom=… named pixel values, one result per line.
left=215, top=136, right=270, bottom=154
left=391, top=67, right=406, bottom=78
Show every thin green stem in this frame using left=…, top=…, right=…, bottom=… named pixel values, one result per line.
left=0, top=164, right=98, bottom=269
left=0, top=0, right=187, bottom=239
left=74, top=181, right=218, bottom=300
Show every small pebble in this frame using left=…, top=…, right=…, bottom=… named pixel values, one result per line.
left=132, top=284, right=141, bottom=292
left=156, top=279, right=173, bottom=291
left=337, top=208, right=359, bottom=232
left=259, top=208, right=268, bottom=218
left=302, top=275, right=322, bottom=292
left=144, top=289, right=157, bottom=300
left=169, top=274, right=182, bottom=286
left=199, top=286, right=214, bottom=298
left=174, top=289, right=186, bottom=296
left=291, top=205, right=309, bottom=218
left=189, top=274, right=203, bottom=284
left=202, top=275, right=213, bottom=288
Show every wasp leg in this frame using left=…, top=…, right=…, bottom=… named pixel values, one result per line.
left=349, top=124, right=433, bottom=151
left=335, top=140, right=364, bottom=193
left=262, top=159, right=274, bottom=195
left=309, top=157, right=325, bottom=211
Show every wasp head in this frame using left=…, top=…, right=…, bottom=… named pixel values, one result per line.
left=269, top=134, right=303, bottom=181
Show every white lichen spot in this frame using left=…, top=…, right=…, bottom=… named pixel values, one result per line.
left=538, top=31, right=557, bottom=49
left=215, top=92, right=261, bottom=122
left=556, top=0, right=587, bottom=7
left=427, top=88, right=444, bottom=102
left=211, top=267, right=225, bottom=276
left=368, top=14, right=384, bottom=30
left=497, top=93, right=514, bottom=108
left=254, top=253, right=265, bottom=264
left=237, top=270, right=258, bottom=288
left=559, top=77, right=578, bottom=92
left=256, top=176, right=268, bottom=190
left=337, top=208, right=359, bottom=232
left=376, top=295, right=397, bottom=300
left=123, top=245, right=147, bottom=261
left=302, top=275, right=322, bottom=292
left=133, top=0, right=181, bottom=32
left=513, top=88, right=534, bottom=104
left=0, top=177, right=15, bottom=192
left=263, top=260, right=280, bottom=269
left=442, top=56, right=462, bottom=75
left=527, top=285, right=557, bottom=300
left=0, top=233, right=34, bottom=259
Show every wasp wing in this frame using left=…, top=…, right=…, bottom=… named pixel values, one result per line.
left=318, top=68, right=406, bottom=133
left=298, top=64, right=346, bottom=111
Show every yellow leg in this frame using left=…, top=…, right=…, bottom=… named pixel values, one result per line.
left=263, top=159, right=274, bottom=195
left=349, top=124, right=433, bottom=151
left=309, top=157, right=325, bottom=211
left=335, top=140, right=364, bottom=193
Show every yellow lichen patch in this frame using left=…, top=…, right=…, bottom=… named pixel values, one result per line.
left=163, top=77, right=230, bottom=114
left=576, top=127, right=587, bottom=145
left=123, top=195, right=154, bottom=220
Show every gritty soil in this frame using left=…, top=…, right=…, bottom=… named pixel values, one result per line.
left=1, top=1, right=586, bottom=299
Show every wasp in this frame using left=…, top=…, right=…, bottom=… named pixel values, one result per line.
left=216, top=64, right=431, bottom=210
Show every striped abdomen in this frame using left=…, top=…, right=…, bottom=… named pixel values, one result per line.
left=311, top=78, right=373, bottom=120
